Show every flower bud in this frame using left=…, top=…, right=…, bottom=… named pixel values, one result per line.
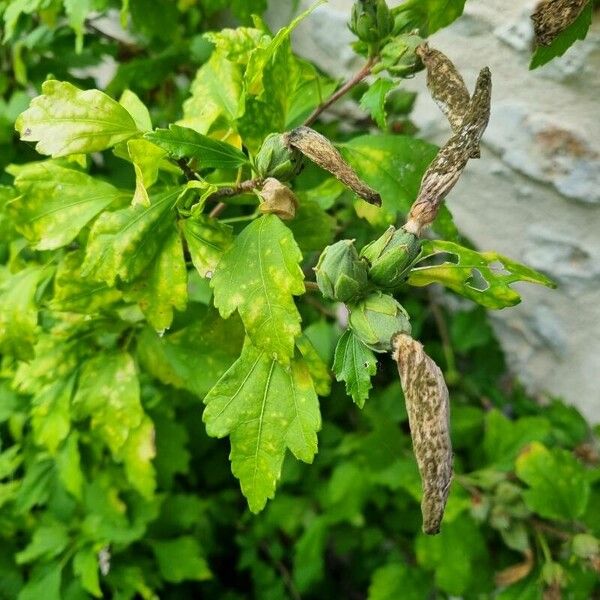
left=378, top=34, right=424, bottom=77
left=315, top=240, right=369, bottom=303
left=349, top=0, right=394, bottom=44
left=349, top=292, right=411, bottom=352
left=255, top=133, right=303, bottom=181
left=360, top=226, right=421, bottom=289
left=259, top=178, right=298, bottom=220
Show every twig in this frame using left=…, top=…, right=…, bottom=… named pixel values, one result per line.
left=303, top=56, right=378, bottom=127
left=209, top=202, right=227, bottom=218
left=176, top=158, right=200, bottom=181
left=208, top=179, right=260, bottom=201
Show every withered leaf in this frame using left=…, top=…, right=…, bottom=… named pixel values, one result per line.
left=259, top=178, right=299, bottom=220
left=417, top=43, right=470, bottom=135
left=392, top=333, right=452, bottom=535
left=285, top=126, right=381, bottom=206
left=531, top=0, right=588, bottom=46
left=406, top=67, right=491, bottom=235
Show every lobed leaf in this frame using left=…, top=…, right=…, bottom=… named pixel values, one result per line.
left=16, top=80, right=140, bottom=157
left=408, top=240, right=556, bottom=309
left=203, top=339, right=321, bottom=513
left=211, top=214, right=305, bottom=365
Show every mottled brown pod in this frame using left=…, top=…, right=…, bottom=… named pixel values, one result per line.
left=531, top=0, right=588, bottom=46
left=405, top=66, right=491, bottom=236
left=285, top=126, right=382, bottom=206
left=392, top=333, right=452, bottom=535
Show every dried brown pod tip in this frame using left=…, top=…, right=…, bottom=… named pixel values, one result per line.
left=285, top=126, right=382, bottom=206
left=531, top=0, right=588, bottom=46
left=258, top=178, right=299, bottom=220
left=392, top=333, right=452, bottom=535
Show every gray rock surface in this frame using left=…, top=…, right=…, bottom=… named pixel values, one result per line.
left=267, top=0, right=600, bottom=421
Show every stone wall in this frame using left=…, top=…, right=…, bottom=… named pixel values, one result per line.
left=267, top=0, right=600, bottom=421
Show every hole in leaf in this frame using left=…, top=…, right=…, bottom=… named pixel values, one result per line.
left=488, top=260, right=510, bottom=275
left=418, top=251, right=459, bottom=268
left=466, top=268, right=489, bottom=291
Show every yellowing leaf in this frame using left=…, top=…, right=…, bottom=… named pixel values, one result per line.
left=204, top=339, right=321, bottom=512
left=408, top=240, right=556, bottom=309
left=8, top=162, right=125, bottom=249
left=81, top=187, right=181, bottom=286
left=181, top=215, right=233, bottom=278
left=127, top=139, right=167, bottom=207
left=16, top=80, right=140, bottom=157
left=211, top=215, right=305, bottom=364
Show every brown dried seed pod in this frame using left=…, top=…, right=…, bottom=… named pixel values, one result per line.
left=392, top=333, right=452, bottom=535
left=284, top=126, right=382, bottom=206
left=405, top=67, right=491, bottom=235
left=531, top=0, right=588, bottom=46
left=416, top=43, right=470, bottom=135
left=258, top=178, right=299, bottom=220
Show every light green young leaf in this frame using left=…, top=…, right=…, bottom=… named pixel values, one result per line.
left=127, top=139, right=167, bottom=207
left=211, top=215, right=305, bottom=364
left=0, top=266, right=44, bottom=360
left=332, top=330, right=378, bottom=408
left=204, top=27, right=271, bottom=65
left=73, top=547, right=102, bottom=598
left=181, top=53, right=243, bottom=134
left=204, top=339, right=321, bottom=512
left=3, top=0, right=46, bottom=42
left=16, top=80, right=140, bottom=157
left=151, top=537, right=212, bottom=583
left=516, top=442, right=589, bottom=521
left=530, top=1, right=593, bottom=69
left=137, top=306, right=245, bottom=397
left=127, top=226, right=188, bottom=332
left=119, top=89, right=152, bottom=132
left=145, top=124, right=248, bottom=169
left=360, top=79, right=395, bottom=130
left=16, top=522, right=69, bottom=564
left=408, top=240, right=556, bottom=309
left=8, top=162, right=124, bottom=249
left=81, top=187, right=181, bottom=286
left=30, top=377, right=74, bottom=454
left=64, top=0, right=92, bottom=52
left=56, top=433, right=83, bottom=500
left=181, top=215, right=233, bottom=278
left=51, top=251, right=122, bottom=313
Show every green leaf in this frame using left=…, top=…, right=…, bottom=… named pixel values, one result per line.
left=338, top=134, right=437, bottom=214
left=8, top=162, right=124, bottom=250
left=205, top=27, right=271, bottom=65
left=296, top=334, right=332, bottom=397
left=3, top=0, right=46, bottom=42
left=360, top=79, right=395, bottom=130
left=16, top=80, right=140, bottom=157
left=137, top=306, right=244, bottom=397
left=151, top=537, right=211, bottom=583
left=127, top=226, right=188, bottom=332
left=0, top=266, right=44, bottom=360
left=483, top=409, right=552, bottom=469
left=73, top=547, right=101, bottom=598
left=17, top=563, right=61, bottom=600
left=287, top=199, right=336, bottom=253
left=56, top=433, right=83, bottom=500
left=81, top=187, right=180, bottom=286
left=408, top=240, right=556, bottom=309
left=16, top=522, right=69, bottom=564
left=64, top=0, right=92, bottom=52
left=332, top=330, right=378, bottom=409
left=119, top=90, right=153, bottom=132
left=211, top=215, right=305, bottom=364
left=368, top=563, right=432, bottom=600
left=145, top=124, right=248, bottom=169
left=203, top=339, right=321, bottom=512
left=182, top=215, right=234, bottom=278
left=30, top=377, right=74, bottom=454
left=73, top=352, right=155, bottom=497
left=396, top=0, right=467, bottom=35
left=127, top=138, right=167, bottom=207
left=530, top=2, right=593, bottom=69
left=516, top=442, right=590, bottom=521
left=182, top=53, right=243, bottom=134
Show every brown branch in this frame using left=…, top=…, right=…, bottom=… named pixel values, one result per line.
left=303, top=56, right=377, bottom=127
left=176, top=158, right=200, bottom=182
left=207, top=178, right=260, bottom=201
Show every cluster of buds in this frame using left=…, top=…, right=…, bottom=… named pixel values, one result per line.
left=315, top=225, right=420, bottom=352
left=349, top=0, right=394, bottom=46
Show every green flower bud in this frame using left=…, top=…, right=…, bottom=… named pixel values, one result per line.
left=255, top=133, right=304, bottom=181
left=378, top=34, right=424, bottom=77
left=315, top=240, right=369, bottom=303
left=349, top=0, right=394, bottom=44
left=360, top=226, right=421, bottom=289
left=349, top=292, right=411, bottom=352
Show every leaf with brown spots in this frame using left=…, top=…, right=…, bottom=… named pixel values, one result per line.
left=210, top=214, right=305, bottom=365
left=392, top=333, right=452, bottom=534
